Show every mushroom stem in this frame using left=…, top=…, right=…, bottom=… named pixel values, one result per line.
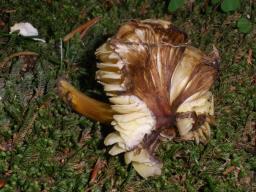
left=57, top=79, right=114, bottom=123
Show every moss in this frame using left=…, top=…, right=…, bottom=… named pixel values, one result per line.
left=0, top=0, right=255, bottom=191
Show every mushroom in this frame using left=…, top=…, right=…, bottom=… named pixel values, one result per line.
left=58, top=19, right=220, bottom=178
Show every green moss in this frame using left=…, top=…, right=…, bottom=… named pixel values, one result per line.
left=0, top=0, right=255, bottom=191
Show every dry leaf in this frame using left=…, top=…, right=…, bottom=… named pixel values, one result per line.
left=0, top=20, right=5, bottom=28
left=0, top=179, right=6, bottom=189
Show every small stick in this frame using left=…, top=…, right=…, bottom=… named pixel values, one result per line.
left=0, top=9, right=16, bottom=13
left=90, top=158, right=106, bottom=183
left=63, top=17, right=101, bottom=42
left=223, top=165, right=236, bottom=176
left=0, top=51, right=38, bottom=69
left=247, top=48, right=253, bottom=65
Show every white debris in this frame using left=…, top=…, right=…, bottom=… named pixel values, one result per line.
left=10, top=22, right=39, bottom=37
left=32, top=38, right=46, bottom=43
left=10, top=22, right=46, bottom=43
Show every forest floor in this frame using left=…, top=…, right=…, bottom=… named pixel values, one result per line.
left=0, top=1, right=255, bottom=191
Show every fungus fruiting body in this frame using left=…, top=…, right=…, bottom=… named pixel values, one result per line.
left=58, top=19, right=219, bottom=178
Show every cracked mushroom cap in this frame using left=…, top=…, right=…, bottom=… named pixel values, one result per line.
left=95, top=19, right=219, bottom=178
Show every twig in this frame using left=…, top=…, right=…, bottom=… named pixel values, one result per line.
left=247, top=48, right=253, bottom=65
left=0, top=51, right=38, bottom=69
left=223, top=165, right=236, bottom=176
left=90, top=158, right=106, bottom=183
left=0, top=9, right=16, bottom=13
left=60, top=38, right=63, bottom=72
left=63, top=17, right=101, bottom=42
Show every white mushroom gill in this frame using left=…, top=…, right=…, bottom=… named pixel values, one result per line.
left=96, top=42, right=158, bottom=178
left=176, top=91, right=214, bottom=140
